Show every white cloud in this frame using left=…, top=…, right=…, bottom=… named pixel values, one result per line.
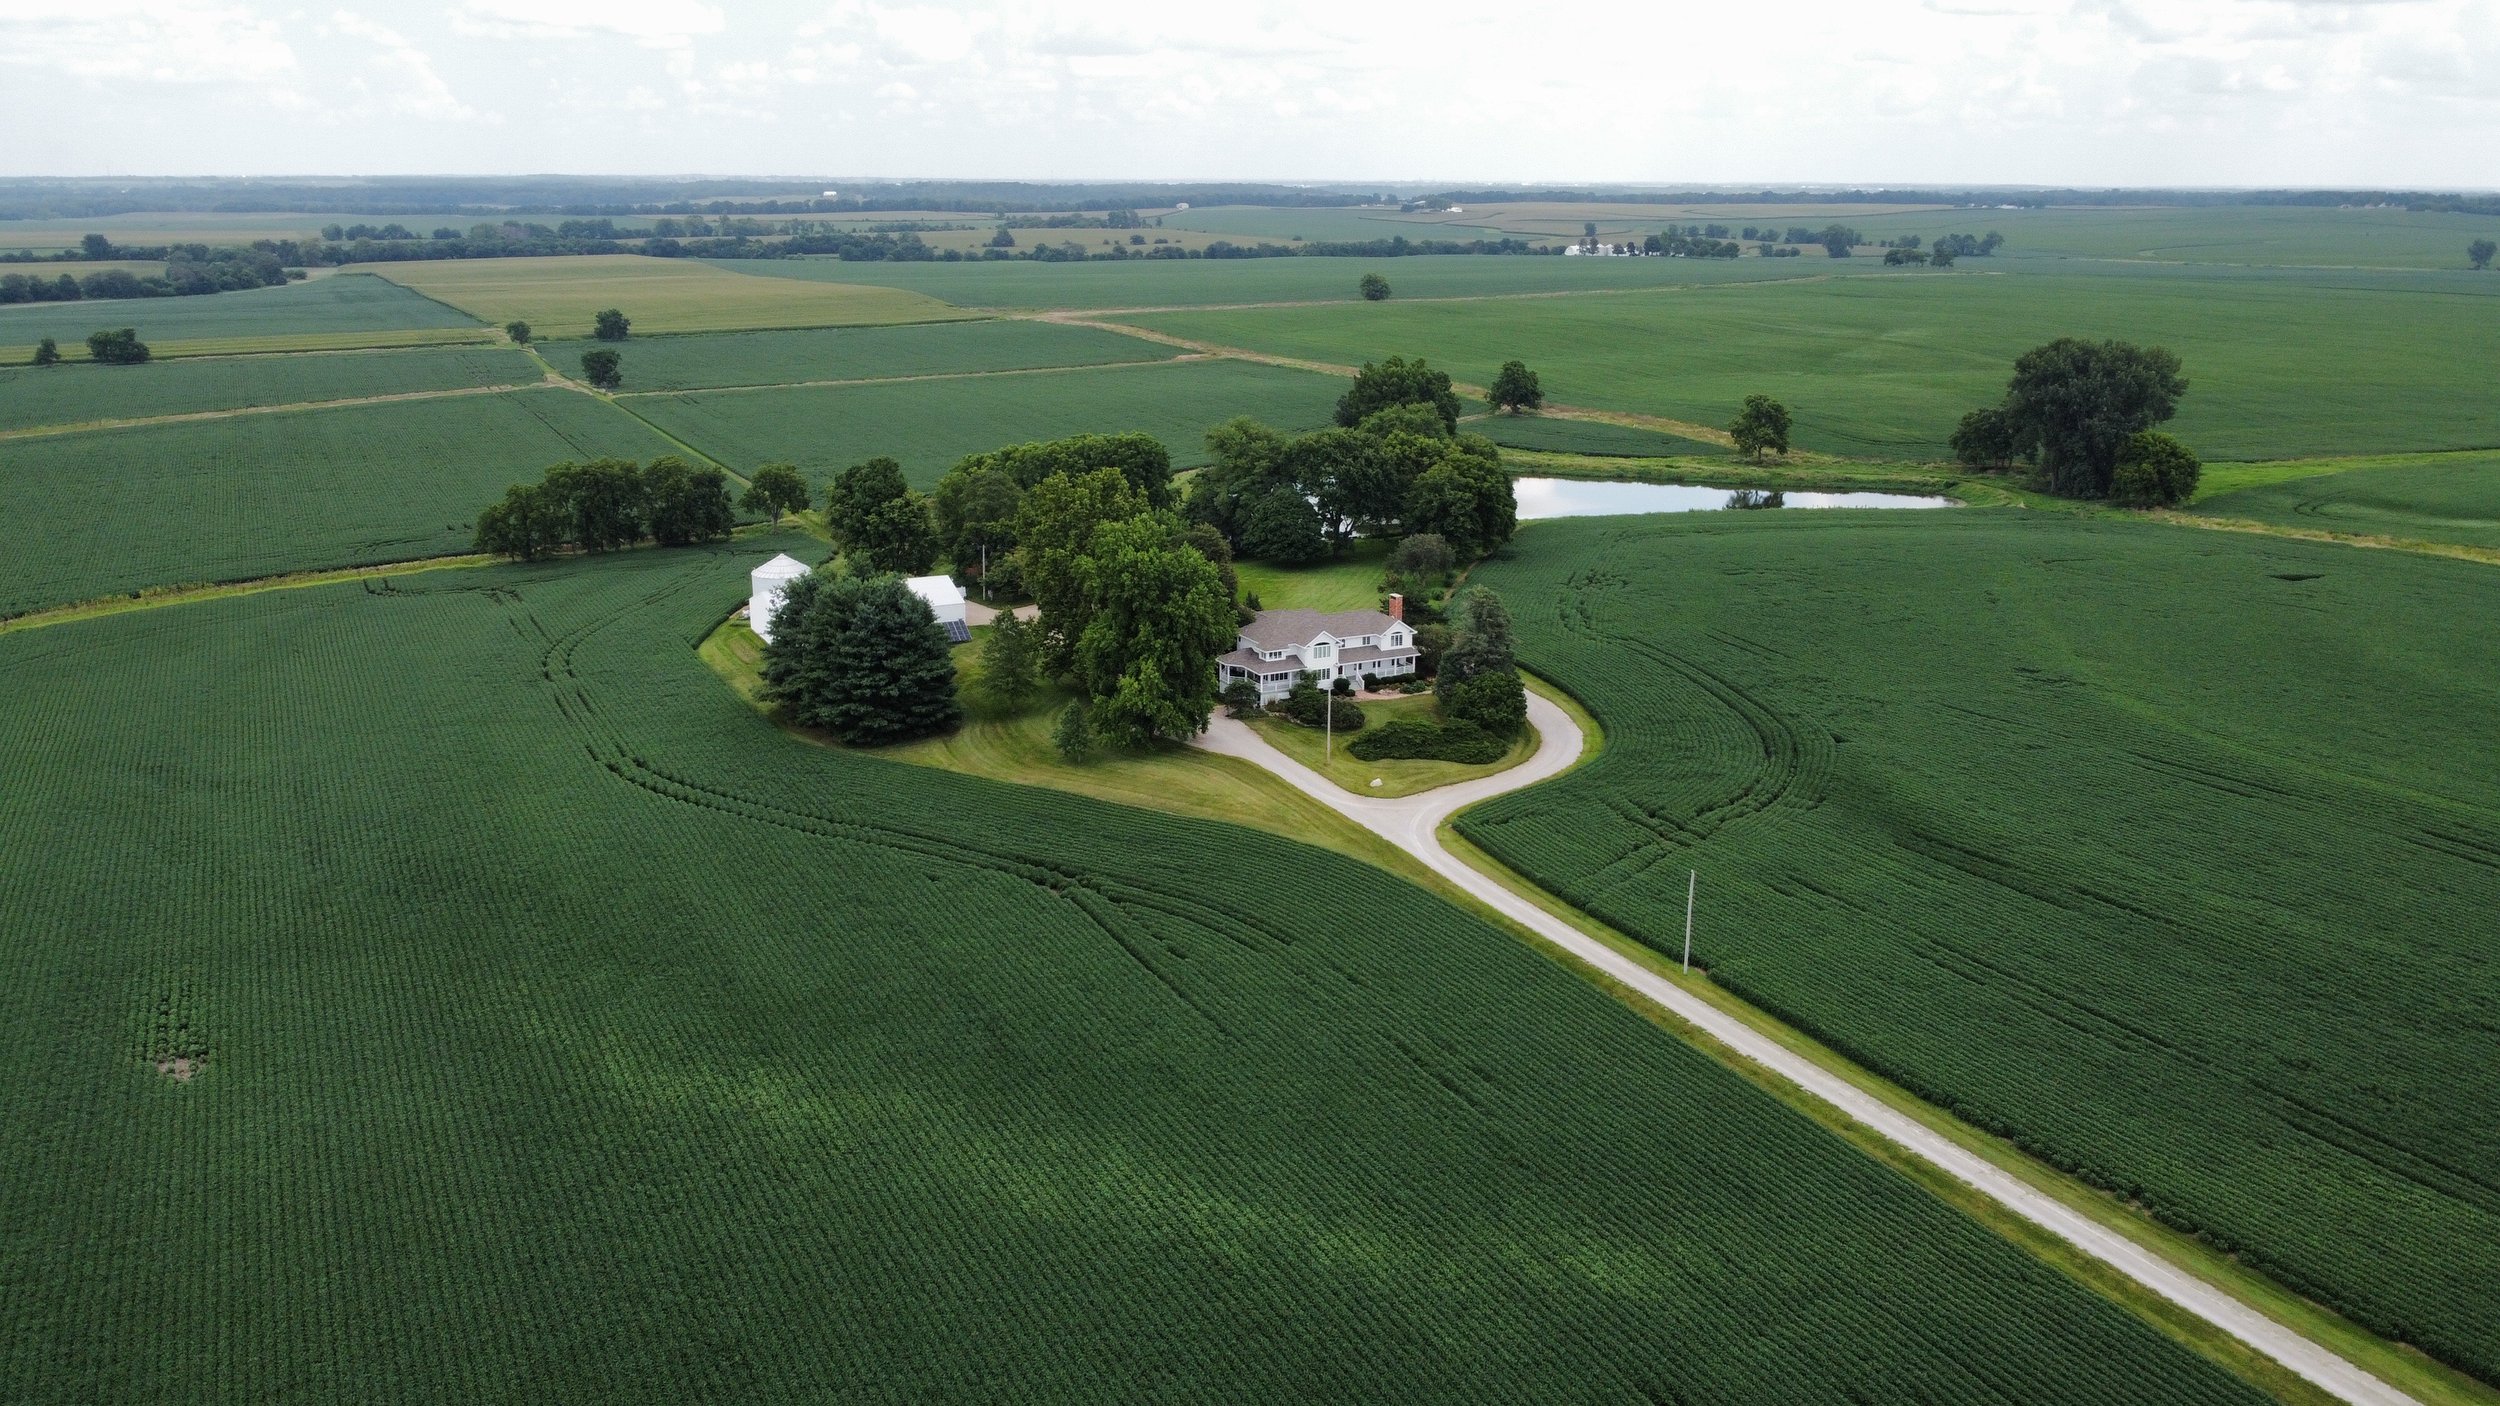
left=0, top=1, right=298, bottom=86
left=329, top=12, right=484, bottom=120
left=452, top=0, right=725, bottom=47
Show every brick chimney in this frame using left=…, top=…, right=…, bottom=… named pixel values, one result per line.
left=1387, top=592, right=1404, bottom=622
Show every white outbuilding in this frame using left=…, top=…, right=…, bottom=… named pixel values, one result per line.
left=905, top=574, right=972, bottom=644
left=747, top=554, right=811, bottom=643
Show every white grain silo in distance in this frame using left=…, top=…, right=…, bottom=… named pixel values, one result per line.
left=905, top=575, right=972, bottom=644
left=748, top=554, right=812, bottom=643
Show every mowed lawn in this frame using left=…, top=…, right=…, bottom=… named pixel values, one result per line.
left=1126, top=266, right=2500, bottom=460
left=0, top=345, right=542, bottom=433
left=1465, top=510, right=2500, bottom=1382
left=629, top=357, right=1348, bottom=486
left=0, top=273, right=491, bottom=359
left=2194, top=450, right=2500, bottom=549
left=0, top=387, right=675, bottom=615
left=0, top=542, right=2271, bottom=1405
left=369, top=255, right=980, bottom=337
left=545, top=319, right=1178, bottom=394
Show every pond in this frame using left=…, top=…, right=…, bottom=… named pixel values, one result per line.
left=1514, top=477, right=1955, bottom=519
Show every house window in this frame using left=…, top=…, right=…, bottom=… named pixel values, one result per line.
left=1310, top=641, right=1333, bottom=660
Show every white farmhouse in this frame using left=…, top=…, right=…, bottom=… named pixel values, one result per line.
left=904, top=575, right=972, bottom=644
left=1217, top=595, right=1419, bottom=702
left=748, top=554, right=811, bottom=643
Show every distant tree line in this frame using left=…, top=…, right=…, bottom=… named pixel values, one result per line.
left=0, top=243, right=293, bottom=304
left=473, top=457, right=736, bottom=560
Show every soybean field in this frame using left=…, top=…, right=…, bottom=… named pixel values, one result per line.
left=1460, top=510, right=2500, bottom=1381
left=2195, top=450, right=2500, bottom=551
left=0, top=273, right=491, bottom=359
left=0, top=541, right=2271, bottom=1405
left=1474, top=413, right=1729, bottom=457
left=0, top=344, right=542, bottom=433
left=372, top=255, right=979, bottom=336
left=0, top=387, right=676, bottom=615
left=1128, top=265, right=2500, bottom=461
left=626, top=356, right=1346, bottom=486
left=551, top=319, right=1178, bottom=394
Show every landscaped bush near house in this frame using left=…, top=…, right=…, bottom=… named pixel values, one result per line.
left=1272, top=676, right=1365, bottom=731
left=1348, top=717, right=1507, bottom=764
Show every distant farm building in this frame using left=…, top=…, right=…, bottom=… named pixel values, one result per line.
left=748, top=554, right=810, bottom=643
left=906, top=575, right=972, bottom=644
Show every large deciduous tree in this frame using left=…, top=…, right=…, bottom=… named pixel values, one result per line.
left=824, top=457, right=937, bottom=574
left=1728, top=393, right=1792, bottom=460
left=592, top=308, right=631, bottom=340
left=1359, top=272, right=1391, bottom=301
left=578, top=348, right=622, bottom=390
left=2108, top=430, right=2202, bottom=508
left=1949, top=406, right=2018, bottom=469
left=1999, top=338, right=2188, bottom=499
left=543, top=458, right=648, bottom=552
left=644, top=458, right=736, bottom=546
left=1406, top=444, right=1517, bottom=560
left=473, top=482, right=569, bottom=560
left=1335, top=355, right=1462, bottom=433
left=761, top=573, right=961, bottom=745
left=739, top=462, right=810, bottom=524
left=2470, top=239, right=2497, bottom=271
left=85, top=328, right=149, bottom=364
left=977, top=609, right=1044, bottom=710
left=1015, top=468, right=1149, bottom=669
left=1073, top=514, right=1237, bottom=747
left=1489, top=360, right=1543, bottom=414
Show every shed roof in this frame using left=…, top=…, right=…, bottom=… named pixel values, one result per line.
left=1238, top=607, right=1398, bottom=653
left=905, top=574, right=966, bottom=608
left=751, top=553, right=811, bottom=583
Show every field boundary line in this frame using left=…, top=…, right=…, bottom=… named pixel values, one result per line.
left=0, top=379, right=547, bottom=442
left=996, top=269, right=1867, bottom=320
left=0, top=555, right=494, bottom=635
left=605, top=352, right=1208, bottom=400
left=1192, top=693, right=2431, bottom=1406
left=1059, top=315, right=1746, bottom=447
left=2160, top=510, right=2500, bottom=569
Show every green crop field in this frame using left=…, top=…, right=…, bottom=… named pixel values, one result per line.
left=0, top=387, right=675, bottom=615
left=0, top=345, right=541, bottom=433
left=1473, top=413, right=1728, bottom=457
left=627, top=357, right=1347, bottom=487
left=370, top=255, right=980, bottom=337
left=0, top=541, right=2272, bottom=1404
left=543, top=319, right=1177, bottom=394
left=1461, top=510, right=2500, bottom=1382
left=0, top=273, right=490, bottom=359
left=1128, top=265, right=2500, bottom=461
left=705, top=252, right=1846, bottom=310
left=2194, top=451, right=2500, bottom=550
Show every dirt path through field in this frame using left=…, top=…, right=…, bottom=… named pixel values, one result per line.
left=0, top=376, right=564, bottom=443
left=1193, top=696, right=2420, bottom=1406
left=1052, top=314, right=1744, bottom=447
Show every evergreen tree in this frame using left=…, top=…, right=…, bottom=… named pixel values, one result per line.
left=1051, top=698, right=1097, bottom=761
left=979, top=610, right=1043, bottom=710
left=762, top=574, right=960, bottom=745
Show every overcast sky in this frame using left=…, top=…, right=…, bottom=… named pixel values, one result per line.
left=1, top=0, right=2492, bottom=187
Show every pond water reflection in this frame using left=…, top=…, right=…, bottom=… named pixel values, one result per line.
left=1514, top=477, right=1955, bottom=519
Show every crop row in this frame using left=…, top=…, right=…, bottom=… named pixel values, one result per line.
left=1463, top=508, right=2500, bottom=1381
left=0, top=540, right=2267, bottom=1402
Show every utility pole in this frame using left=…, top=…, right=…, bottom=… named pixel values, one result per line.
left=1682, top=870, right=1696, bottom=974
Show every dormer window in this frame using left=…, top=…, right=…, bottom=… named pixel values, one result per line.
left=1310, top=641, right=1333, bottom=660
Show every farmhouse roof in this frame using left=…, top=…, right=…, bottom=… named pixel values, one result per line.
left=752, top=553, right=810, bottom=582
left=1238, top=607, right=1397, bottom=652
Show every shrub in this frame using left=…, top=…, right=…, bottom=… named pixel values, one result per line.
left=1348, top=717, right=1508, bottom=764
left=1273, top=676, right=1365, bottom=731
left=1441, top=668, right=1527, bottom=739
left=1221, top=678, right=1261, bottom=718
left=2109, top=431, right=2202, bottom=508
left=1359, top=272, right=1391, bottom=301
